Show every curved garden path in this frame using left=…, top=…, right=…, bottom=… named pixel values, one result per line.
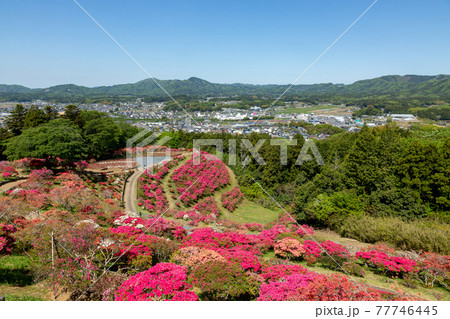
left=0, top=179, right=26, bottom=193
left=123, top=170, right=144, bottom=214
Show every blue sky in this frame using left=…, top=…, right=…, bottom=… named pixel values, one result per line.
left=0, top=0, right=449, bottom=88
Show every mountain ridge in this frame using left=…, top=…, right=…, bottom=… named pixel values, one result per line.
left=1, top=74, right=449, bottom=100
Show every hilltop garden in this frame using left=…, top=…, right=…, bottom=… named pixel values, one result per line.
left=0, top=151, right=449, bottom=301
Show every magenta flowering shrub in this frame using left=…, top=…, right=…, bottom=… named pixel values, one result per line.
left=115, top=263, right=198, bottom=301
left=180, top=228, right=266, bottom=271
left=216, top=247, right=262, bottom=272
left=258, top=273, right=385, bottom=301
left=302, top=240, right=322, bottom=258
left=356, top=250, right=419, bottom=276
left=171, top=197, right=221, bottom=225
left=193, top=197, right=220, bottom=217
left=258, top=274, right=316, bottom=301
left=261, top=264, right=309, bottom=282
left=245, top=223, right=264, bottom=232
left=0, top=223, right=16, bottom=255
left=182, top=227, right=269, bottom=253
left=289, top=224, right=315, bottom=237
left=113, top=215, right=186, bottom=240
left=320, top=240, right=350, bottom=258
left=259, top=224, right=290, bottom=241
left=110, top=225, right=144, bottom=237
left=416, top=251, right=450, bottom=287
left=0, top=162, right=18, bottom=179
left=221, top=187, right=244, bottom=212
left=29, top=168, right=54, bottom=181
left=138, top=169, right=169, bottom=214
left=172, top=153, right=230, bottom=205
left=259, top=224, right=314, bottom=242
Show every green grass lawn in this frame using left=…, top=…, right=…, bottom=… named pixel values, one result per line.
left=0, top=254, right=33, bottom=287
left=222, top=199, right=280, bottom=225
left=0, top=254, right=51, bottom=301
left=277, top=104, right=341, bottom=114
left=3, top=294, right=44, bottom=301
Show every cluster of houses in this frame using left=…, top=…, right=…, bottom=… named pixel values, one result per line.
left=0, top=100, right=419, bottom=140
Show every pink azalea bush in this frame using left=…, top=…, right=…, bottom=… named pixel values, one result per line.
left=0, top=223, right=16, bottom=255
left=172, top=153, right=230, bottom=205
left=180, top=228, right=266, bottom=271
left=113, top=214, right=186, bottom=240
left=258, top=273, right=384, bottom=301
left=302, top=240, right=322, bottom=259
left=320, top=240, right=350, bottom=258
left=193, top=197, right=220, bottom=217
left=171, top=246, right=226, bottom=270
left=221, top=187, right=244, bottom=212
left=0, top=162, right=18, bottom=179
left=274, top=237, right=305, bottom=259
left=245, top=223, right=264, bottom=232
left=356, top=250, right=419, bottom=276
left=170, top=197, right=221, bottom=225
left=261, top=264, right=309, bottom=282
left=115, top=263, right=198, bottom=301
left=138, top=168, right=169, bottom=214
left=416, top=251, right=450, bottom=288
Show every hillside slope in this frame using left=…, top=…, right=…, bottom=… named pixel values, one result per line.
left=1, top=74, right=449, bottom=101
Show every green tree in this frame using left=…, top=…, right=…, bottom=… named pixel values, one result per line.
left=44, top=105, right=59, bottom=121
left=62, top=105, right=83, bottom=127
left=4, top=119, right=86, bottom=163
left=83, top=117, right=121, bottom=159
left=23, top=105, right=48, bottom=129
left=0, top=127, right=12, bottom=160
left=344, top=125, right=383, bottom=194
left=304, top=190, right=364, bottom=229
left=5, top=104, right=27, bottom=135
left=80, top=110, right=105, bottom=125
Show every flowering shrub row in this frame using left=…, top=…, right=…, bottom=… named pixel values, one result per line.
left=115, top=263, right=198, bottom=301
left=320, top=240, right=350, bottom=258
left=172, top=153, right=230, bottom=205
left=137, top=155, right=186, bottom=214
left=221, top=187, right=244, bottom=212
left=258, top=273, right=384, bottom=301
left=113, top=214, right=186, bottom=241
left=356, top=250, right=419, bottom=276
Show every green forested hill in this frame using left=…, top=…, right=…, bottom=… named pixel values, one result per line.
left=0, top=74, right=449, bottom=102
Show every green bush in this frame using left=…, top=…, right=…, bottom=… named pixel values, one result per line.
left=339, top=215, right=450, bottom=254
left=342, top=262, right=366, bottom=278
left=317, top=255, right=349, bottom=272
left=189, top=261, right=260, bottom=301
left=305, top=190, right=364, bottom=229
